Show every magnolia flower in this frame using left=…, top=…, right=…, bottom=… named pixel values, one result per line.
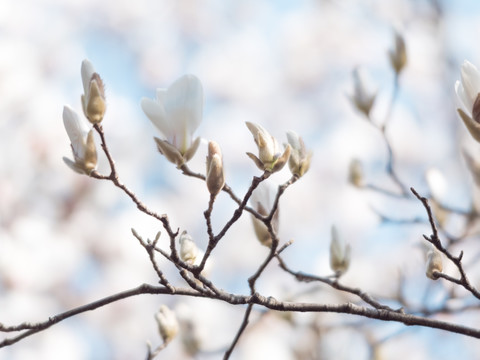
left=426, top=246, right=443, bottom=280
left=179, top=231, right=198, bottom=265
left=250, top=180, right=279, bottom=247
left=141, top=75, right=203, bottom=167
left=246, top=122, right=291, bottom=173
left=286, top=130, right=312, bottom=177
left=389, top=31, right=407, bottom=75
left=348, top=159, right=364, bottom=188
left=455, top=60, right=480, bottom=142
left=155, top=305, right=179, bottom=344
left=206, top=141, right=225, bottom=196
left=350, top=68, right=376, bottom=117
left=329, top=226, right=351, bottom=276
left=81, top=59, right=106, bottom=124
left=62, top=105, right=97, bottom=175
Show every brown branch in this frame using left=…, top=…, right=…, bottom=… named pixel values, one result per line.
left=276, top=255, right=398, bottom=312
left=411, top=187, right=480, bottom=300
left=223, top=304, right=254, bottom=359
left=0, top=284, right=194, bottom=347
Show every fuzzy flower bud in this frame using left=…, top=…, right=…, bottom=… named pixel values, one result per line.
left=389, top=31, right=407, bottom=75
left=155, top=305, right=179, bottom=345
left=350, top=68, right=376, bottom=117
left=250, top=180, right=279, bottom=247
left=426, top=246, right=443, bottom=280
left=246, top=121, right=291, bottom=173
left=348, top=159, right=364, bottom=187
left=455, top=60, right=480, bottom=142
left=81, top=59, right=106, bottom=124
left=286, top=130, right=312, bottom=177
left=179, top=231, right=198, bottom=265
left=329, top=226, right=351, bottom=276
left=206, top=141, right=225, bottom=196
left=62, top=105, right=97, bottom=175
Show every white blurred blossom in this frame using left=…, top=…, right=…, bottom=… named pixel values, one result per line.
left=179, top=231, right=198, bottom=265
left=329, top=226, right=351, bottom=276
left=250, top=180, right=278, bottom=247
left=350, top=67, right=376, bottom=117
left=141, top=74, right=203, bottom=167
left=155, top=305, right=179, bottom=345
left=455, top=60, right=480, bottom=142
left=426, top=246, right=443, bottom=280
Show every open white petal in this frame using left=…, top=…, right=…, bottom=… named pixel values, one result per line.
left=81, top=59, right=96, bottom=96
left=141, top=97, right=174, bottom=140
left=63, top=105, right=89, bottom=158
left=164, top=74, right=203, bottom=141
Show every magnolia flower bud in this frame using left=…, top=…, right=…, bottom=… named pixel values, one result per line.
left=286, top=131, right=312, bottom=177
left=350, top=68, right=376, bottom=117
left=206, top=141, right=225, bottom=196
left=348, top=159, right=364, bottom=188
left=179, top=231, right=198, bottom=265
left=329, top=226, right=351, bottom=276
left=246, top=121, right=291, bottom=173
left=389, top=31, right=407, bottom=75
left=81, top=59, right=106, bottom=124
left=250, top=180, right=279, bottom=247
left=62, top=105, right=98, bottom=175
left=155, top=305, right=179, bottom=344
left=455, top=61, right=480, bottom=142
left=426, top=247, right=443, bottom=280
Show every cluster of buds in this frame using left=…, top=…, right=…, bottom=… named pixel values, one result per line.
left=141, top=74, right=203, bottom=167
left=329, top=226, right=351, bottom=276
left=455, top=60, right=480, bottom=142
left=389, top=30, right=407, bottom=75
left=63, top=59, right=105, bottom=175
left=155, top=305, right=179, bottom=345
left=246, top=122, right=291, bottom=174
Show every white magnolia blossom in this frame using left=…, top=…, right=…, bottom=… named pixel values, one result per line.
left=246, top=121, right=291, bottom=173
left=286, top=130, right=312, bottom=177
left=62, top=105, right=97, bottom=175
left=329, top=226, right=351, bottom=276
left=179, top=231, right=199, bottom=265
left=350, top=67, right=376, bottom=117
left=426, top=246, right=443, bottom=280
left=141, top=74, right=203, bottom=167
left=155, top=305, right=179, bottom=344
left=80, top=59, right=106, bottom=124
left=455, top=60, right=480, bottom=142
left=250, top=180, right=279, bottom=247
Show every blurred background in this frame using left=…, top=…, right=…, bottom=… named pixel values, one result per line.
left=2, top=0, right=480, bottom=359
